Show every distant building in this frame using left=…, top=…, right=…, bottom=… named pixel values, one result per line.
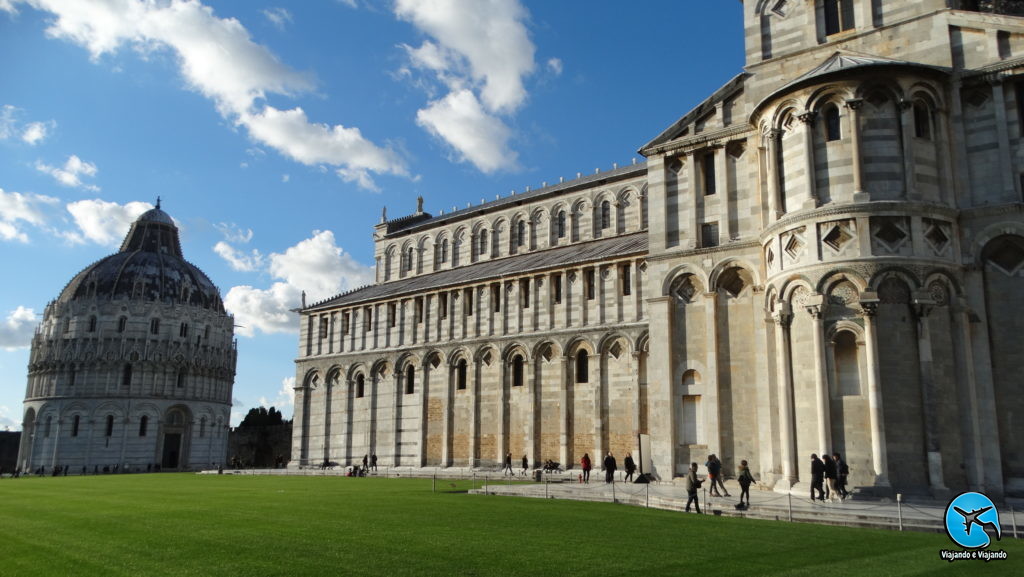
left=0, top=432, right=20, bottom=473
left=17, top=202, right=236, bottom=472
left=292, top=2, right=1023, bottom=499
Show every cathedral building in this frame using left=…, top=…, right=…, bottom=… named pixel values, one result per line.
left=293, top=1, right=1024, bottom=499
left=18, top=203, right=236, bottom=472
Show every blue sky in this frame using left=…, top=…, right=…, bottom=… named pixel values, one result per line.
left=0, top=0, right=744, bottom=429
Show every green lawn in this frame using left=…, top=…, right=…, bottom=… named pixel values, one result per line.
left=0, top=474, right=1018, bottom=576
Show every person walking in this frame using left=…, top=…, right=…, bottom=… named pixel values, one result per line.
left=737, top=460, right=756, bottom=507
left=833, top=452, right=849, bottom=499
left=685, top=462, right=702, bottom=514
left=580, top=453, right=592, bottom=483
left=521, top=455, right=529, bottom=477
left=503, top=452, right=514, bottom=476
left=705, top=454, right=730, bottom=497
left=623, top=452, right=636, bottom=482
left=370, top=453, right=378, bottom=472
left=603, top=452, right=617, bottom=483
left=809, top=454, right=825, bottom=502
left=823, top=454, right=838, bottom=502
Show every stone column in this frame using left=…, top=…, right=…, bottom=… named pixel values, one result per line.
left=499, top=357, right=509, bottom=463
left=845, top=99, right=866, bottom=199
left=647, top=295, right=675, bottom=479
left=558, top=356, right=570, bottom=469
left=323, top=377, right=333, bottom=464
left=703, top=292, right=722, bottom=455
left=393, top=370, right=402, bottom=466
left=592, top=352, right=605, bottom=463
left=469, top=357, right=480, bottom=468
left=685, top=153, right=698, bottom=249
left=631, top=351, right=642, bottom=439
left=527, top=357, right=538, bottom=467
left=798, top=110, right=818, bottom=209
left=952, top=296, right=985, bottom=491
left=805, top=295, right=832, bottom=455
left=912, top=291, right=947, bottom=495
left=856, top=297, right=888, bottom=487
left=772, top=305, right=797, bottom=488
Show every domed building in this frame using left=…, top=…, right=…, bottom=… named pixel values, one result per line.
left=17, top=202, right=236, bottom=472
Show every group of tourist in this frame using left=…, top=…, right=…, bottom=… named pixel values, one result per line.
left=809, top=452, right=850, bottom=502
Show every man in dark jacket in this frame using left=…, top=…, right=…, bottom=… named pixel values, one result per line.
left=810, top=454, right=825, bottom=501
left=604, top=452, right=617, bottom=483
left=685, top=462, right=702, bottom=513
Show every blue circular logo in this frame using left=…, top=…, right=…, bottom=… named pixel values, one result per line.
left=944, top=492, right=1002, bottom=549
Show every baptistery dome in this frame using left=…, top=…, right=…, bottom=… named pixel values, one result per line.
left=18, top=202, right=236, bottom=473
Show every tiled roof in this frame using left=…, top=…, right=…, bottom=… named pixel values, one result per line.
left=305, top=232, right=648, bottom=311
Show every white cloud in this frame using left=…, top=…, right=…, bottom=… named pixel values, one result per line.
left=393, top=0, right=537, bottom=172
left=214, top=240, right=263, bottom=272
left=214, top=222, right=253, bottom=244
left=10, top=0, right=406, bottom=189
left=0, top=188, right=60, bottom=242
left=36, top=154, right=100, bottom=191
left=259, top=376, right=295, bottom=411
left=394, top=0, right=534, bottom=113
left=336, top=0, right=357, bottom=8
left=21, top=120, right=54, bottom=145
left=1, top=104, right=55, bottom=145
left=281, top=173, right=289, bottom=183
left=261, top=7, right=291, bottom=30
left=0, top=405, right=18, bottom=431
left=0, top=0, right=17, bottom=14
left=417, top=89, right=516, bottom=174
left=224, top=230, right=373, bottom=337
left=62, top=198, right=152, bottom=246
left=547, top=57, right=563, bottom=76
left=0, top=105, right=16, bottom=139
left=0, top=306, right=37, bottom=350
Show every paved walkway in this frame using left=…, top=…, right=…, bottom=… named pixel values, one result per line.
left=204, top=467, right=1023, bottom=537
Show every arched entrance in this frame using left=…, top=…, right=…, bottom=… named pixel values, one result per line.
left=160, top=406, right=192, bottom=470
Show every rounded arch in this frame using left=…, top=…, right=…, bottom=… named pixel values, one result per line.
left=921, top=270, right=964, bottom=302
left=91, top=401, right=126, bottom=421
left=826, top=319, right=866, bottom=342
left=709, top=259, right=761, bottom=295
left=855, top=81, right=905, bottom=105
left=816, top=268, right=869, bottom=295
left=532, top=340, right=562, bottom=362
left=661, top=265, right=710, bottom=297
left=345, top=362, right=367, bottom=383
left=597, top=332, right=632, bottom=357
left=59, top=401, right=91, bottom=419
left=473, top=344, right=497, bottom=364
left=906, top=81, right=944, bottom=110
left=770, top=99, right=803, bottom=130
left=972, top=223, right=1024, bottom=262
left=369, top=358, right=391, bottom=380
left=868, top=267, right=922, bottom=292
left=806, top=85, right=857, bottom=112
left=564, top=336, right=596, bottom=358
left=423, top=350, right=445, bottom=370
left=302, top=369, right=322, bottom=389
left=634, top=331, right=650, bottom=355
left=501, top=341, right=531, bottom=363
left=447, top=347, right=473, bottom=366
left=325, top=366, right=343, bottom=387
left=395, top=352, right=421, bottom=372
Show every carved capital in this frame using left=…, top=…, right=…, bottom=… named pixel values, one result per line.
left=844, top=98, right=864, bottom=111
left=797, top=110, right=817, bottom=124
left=771, top=311, right=793, bottom=327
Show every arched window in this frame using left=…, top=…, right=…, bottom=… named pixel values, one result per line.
left=575, top=350, right=589, bottom=383
left=601, top=201, right=611, bottom=229
left=516, top=220, right=526, bottom=247
left=913, top=102, right=932, bottom=139
left=72, top=415, right=80, bottom=437
left=407, top=247, right=415, bottom=272
left=823, top=104, right=841, bottom=141
left=457, top=359, right=468, bottom=390
left=122, top=363, right=133, bottom=387
left=118, top=317, right=127, bottom=333
left=356, top=374, right=365, bottom=398
left=512, top=355, right=524, bottom=387
left=177, top=369, right=186, bottom=388
left=150, top=318, right=160, bottom=335
left=88, top=316, right=97, bottom=332
left=105, top=415, right=114, bottom=437
left=478, top=230, right=488, bottom=257
left=557, top=211, right=566, bottom=239
left=441, top=239, right=449, bottom=263
left=405, top=365, right=415, bottom=395
left=139, top=415, right=148, bottom=437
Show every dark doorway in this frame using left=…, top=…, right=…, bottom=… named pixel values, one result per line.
left=162, top=433, right=181, bottom=469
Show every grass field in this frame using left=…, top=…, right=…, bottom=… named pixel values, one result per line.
left=0, top=474, right=1018, bottom=576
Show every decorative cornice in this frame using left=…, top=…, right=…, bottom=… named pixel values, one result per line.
left=759, top=201, right=960, bottom=240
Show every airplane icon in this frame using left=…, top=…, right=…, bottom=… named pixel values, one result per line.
left=953, top=506, right=1002, bottom=541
